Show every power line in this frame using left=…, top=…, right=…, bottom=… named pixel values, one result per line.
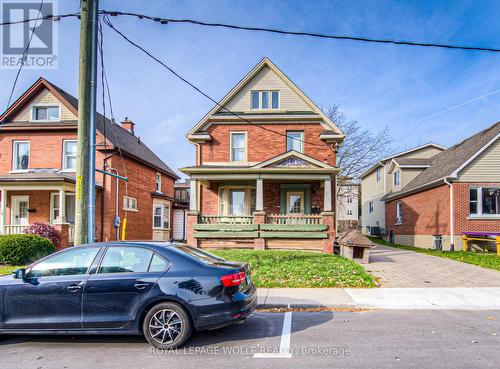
left=0, top=12, right=80, bottom=26
left=2, top=0, right=45, bottom=125
left=102, top=14, right=325, bottom=147
left=101, top=10, right=500, bottom=53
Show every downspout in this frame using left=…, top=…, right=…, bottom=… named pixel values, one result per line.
left=444, top=177, right=455, bottom=251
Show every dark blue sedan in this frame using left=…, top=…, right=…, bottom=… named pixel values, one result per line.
left=0, top=242, right=257, bottom=348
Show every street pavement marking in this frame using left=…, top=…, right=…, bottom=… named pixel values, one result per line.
left=253, top=309, right=293, bottom=359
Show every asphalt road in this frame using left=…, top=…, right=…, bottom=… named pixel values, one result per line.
left=1, top=310, right=499, bottom=369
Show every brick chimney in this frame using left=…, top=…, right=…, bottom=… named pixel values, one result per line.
left=121, top=117, right=135, bottom=134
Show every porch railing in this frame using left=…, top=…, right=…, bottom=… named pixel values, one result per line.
left=267, top=214, right=322, bottom=225
left=3, top=225, right=29, bottom=235
left=199, top=215, right=254, bottom=224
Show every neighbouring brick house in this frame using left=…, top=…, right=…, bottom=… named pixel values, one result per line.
left=180, top=58, right=345, bottom=252
left=382, top=122, right=500, bottom=251
left=0, top=77, right=179, bottom=247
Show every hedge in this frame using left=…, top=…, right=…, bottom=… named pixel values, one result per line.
left=0, top=234, right=56, bottom=265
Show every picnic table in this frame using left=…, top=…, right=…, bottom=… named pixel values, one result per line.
left=462, top=232, right=500, bottom=255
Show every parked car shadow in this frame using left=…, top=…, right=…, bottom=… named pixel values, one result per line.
left=0, top=298, right=334, bottom=348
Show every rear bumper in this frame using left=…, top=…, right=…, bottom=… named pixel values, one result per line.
left=193, top=285, right=257, bottom=331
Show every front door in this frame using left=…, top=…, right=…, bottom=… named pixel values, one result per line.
left=3, top=247, right=101, bottom=329
left=82, top=246, right=167, bottom=328
left=11, top=196, right=29, bottom=225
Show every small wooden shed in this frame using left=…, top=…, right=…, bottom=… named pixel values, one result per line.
left=337, top=230, right=375, bottom=264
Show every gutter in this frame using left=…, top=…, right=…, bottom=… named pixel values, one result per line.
left=443, top=177, right=455, bottom=251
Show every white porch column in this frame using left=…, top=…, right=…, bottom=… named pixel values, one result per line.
left=0, top=189, right=6, bottom=234
left=189, top=179, right=198, bottom=211
left=58, top=189, right=66, bottom=223
left=256, top=178, right=264, bottom=212
left=324, top=178, right=332, bottom=212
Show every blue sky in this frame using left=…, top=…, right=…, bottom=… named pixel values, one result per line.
left=2, top=0, right=500, bottom=177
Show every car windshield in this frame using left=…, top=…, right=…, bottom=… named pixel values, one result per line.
left=172, top=245, right=225, bottom=264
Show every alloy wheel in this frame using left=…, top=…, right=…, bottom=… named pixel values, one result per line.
left=148, top=309, right=183, bottom=344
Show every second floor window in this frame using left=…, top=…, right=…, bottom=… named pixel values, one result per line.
left=368, top=201, right=374, bottom=213
left=63, top=140, right=77, bottom=170
left=231, top=132, right=246, bottom=162
left=32, top=106, right=59, bottom=121
left=251, top=90, right=279, bottom=110
left=394, top=170, right=400, bottom=187
left=286, top=131, right=304, bottom=153
left=155, top=173, right=162, bottom=192
left=376, top=168, right=381, bottom=182
left=13, top=141, right=30, bottom=171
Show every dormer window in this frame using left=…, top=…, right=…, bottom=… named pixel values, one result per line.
left=32, top=105, right=60, bottom=121
left=251, top=90, right=279, bottom=110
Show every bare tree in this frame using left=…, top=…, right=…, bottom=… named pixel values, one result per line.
left=322, top=105, right=393, bottom=200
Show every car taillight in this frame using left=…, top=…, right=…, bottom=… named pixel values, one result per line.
left=220, top=271, right=246, bottom=287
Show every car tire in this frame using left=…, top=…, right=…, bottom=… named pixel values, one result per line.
left=143, top=302, right=192, bottom=349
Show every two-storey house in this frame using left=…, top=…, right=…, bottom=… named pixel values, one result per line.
left=360, top=143, right=446, bottom=235
left=383, top=122, right=500, bottom=251
left=0, top=78, right=179, bottom=247
left=180, top=58, right=344, bottom=252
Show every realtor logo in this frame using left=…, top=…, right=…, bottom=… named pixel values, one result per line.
left=1, top=0, right=58, bottom=69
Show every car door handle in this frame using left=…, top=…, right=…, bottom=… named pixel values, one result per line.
left=67, top=284, right=82, bottom=293
left=134, top=282, right=149, bottom=290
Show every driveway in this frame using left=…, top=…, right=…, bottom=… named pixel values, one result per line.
left=365, top=245, right=500, bottom=287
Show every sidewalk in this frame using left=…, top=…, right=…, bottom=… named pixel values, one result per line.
left=257, top=287, right=500, bottom=310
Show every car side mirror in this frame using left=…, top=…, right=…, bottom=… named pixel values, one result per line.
left=12, top=268, right=26, bottom=279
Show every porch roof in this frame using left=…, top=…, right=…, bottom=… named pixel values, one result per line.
left=0, top=172, right=103, bottom=189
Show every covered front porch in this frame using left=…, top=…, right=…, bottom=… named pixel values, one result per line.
left=181, top=152, right=338, bottom=252
left=0, top=173, right=82, bottom=248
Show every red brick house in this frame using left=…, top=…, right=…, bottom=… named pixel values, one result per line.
left=382, top=122, right=500, bottom=251
left=180, top=58, right=345, bottom=252
left=0, top=78, right=179, bottom=247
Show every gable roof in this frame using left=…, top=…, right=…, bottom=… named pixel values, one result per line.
left=187, top=57, right=344, bottom=139
left=252, top=150, right=335, bottom=169
left=360, top=142, right=447, bottom=179
left=0, top=78, right=179, bottom=179
left=382, top=122, right=500, bottom=201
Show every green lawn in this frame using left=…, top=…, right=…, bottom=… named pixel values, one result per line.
left=0, top=264, right=24, bottom=275
left=368, top=236, right=500, bottom=272
left=210, top=249, right=376, bottom=288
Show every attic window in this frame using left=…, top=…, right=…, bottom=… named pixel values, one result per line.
left=251, top=90, right=279, bottom=110
left=32, top=106, right=60, bottom=121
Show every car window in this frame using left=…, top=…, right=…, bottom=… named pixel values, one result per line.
left=149, top=254, right=168, bottom=272
left=28, top=247, right=100, bottom=278
left=98, top=247, right=154, bottom=274
left=173, top=245, right=225, bottom=264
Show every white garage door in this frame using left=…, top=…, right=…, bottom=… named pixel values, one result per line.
left=173, top=209, right=186, bottom=241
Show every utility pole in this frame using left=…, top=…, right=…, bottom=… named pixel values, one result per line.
left=75, top=0, right=99, bottom=245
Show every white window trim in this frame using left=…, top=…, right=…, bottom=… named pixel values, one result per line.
left=394, top=170, right=401, bottom=187
left=250, top=90, right=280, bottom=111
left=469, top=186, right=500, bottom=218
left=49, top=192, right=75, bottom=224
left=11, top=140, right=30, bottom=172
left=230, top=131, right=248, bottom=162
left=376, top=168, right=381, bottom=182
left=62, top=140, right=77, bottom=172
left=396, top=201, right=403, bottom=225
left=218, top=186, right=255, bottom=216
left=286, top=191, right=305, bottom=215
left=286, top=131, right=304, bottom=153
left=123, top=196, right=138, bottom=212
left=152, top=201, right=171, bottom=230
left=155, top=172, right=162, bottom=193
left=30, top=103, right=61, bottom=123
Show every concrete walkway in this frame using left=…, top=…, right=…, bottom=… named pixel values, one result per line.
left=257, top=287, right=500, bottom=310
left=364, top=245, right=500, bottom=287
